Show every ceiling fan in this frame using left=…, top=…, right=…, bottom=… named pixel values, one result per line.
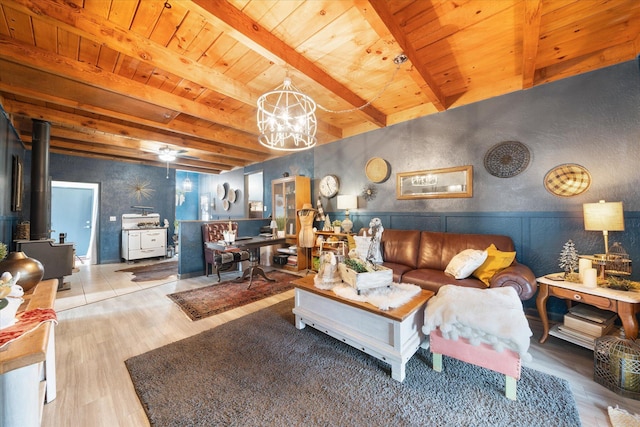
left=158, top=146, right=188, bottom=178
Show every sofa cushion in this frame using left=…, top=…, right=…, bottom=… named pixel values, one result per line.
left=402, top=268, right=486, bottom=294
left=380, top=261, right=414, bottom=283
left=445, top=249, right=488, bottom=279
left=417, top=231, right=515, bottom=271
left=472, top=244, right=516, bottom=286
left=380, top=229, right=421, bottom=269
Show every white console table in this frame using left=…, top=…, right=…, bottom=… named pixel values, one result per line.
left=1, top=279, right=57, bottom=427
left=292, top=275, right=433, bottom=382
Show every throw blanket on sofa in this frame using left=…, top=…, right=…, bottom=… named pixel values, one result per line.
left=423, top=285, right=532, bottom=361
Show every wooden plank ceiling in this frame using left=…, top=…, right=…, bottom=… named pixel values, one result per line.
left=0, top=0, right=638, bottom=174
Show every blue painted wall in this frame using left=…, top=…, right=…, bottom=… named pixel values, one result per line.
left=0, top=107, right=26, bottom=249
left=43, top=153, right=177, bottom=263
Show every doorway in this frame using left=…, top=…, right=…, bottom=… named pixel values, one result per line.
left=51, top=181, right=99, bottom=264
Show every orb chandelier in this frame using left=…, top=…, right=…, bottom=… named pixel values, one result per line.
left=256, top=77, right=317, bottom=151
left=256, top=54, right=407, bottom=151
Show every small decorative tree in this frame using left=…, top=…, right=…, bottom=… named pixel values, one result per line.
left=559, top=239, right=579, bottom=277
left=323, top=214, right=332, bottom=231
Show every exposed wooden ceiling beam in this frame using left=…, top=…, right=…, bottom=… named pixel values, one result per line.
left=15, top=122, right=232, bottom=170
left=0, top=35, right=260, bottom=136
left=191, top=0, right=388, bottom=128
left=5, top=99, right=266, bottom=163
left=22, top=138, right=223, bottom=174
left=0, top=80, right=263, bottom=153
left=522, top=0, right=543, bottom=89
left=3, top=0, right=344, bottom=138
left=4, top=0, right=256, bottom=104
left=365, top=0, right=447, bottom=111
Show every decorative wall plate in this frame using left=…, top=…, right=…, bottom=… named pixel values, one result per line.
left=228, top=188, right=236, bottom=203
left=217, top=183, right=226, bottom=200
left=484, top=141, right=530, bottom=178
left=223, top=200, right=230, bottom=210
left=365, top=157, right=391, bottom=183
left=544, top=163, right=591, bottom=197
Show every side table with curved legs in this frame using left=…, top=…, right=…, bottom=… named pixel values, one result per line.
left=537, top=275, right=640, bottom=343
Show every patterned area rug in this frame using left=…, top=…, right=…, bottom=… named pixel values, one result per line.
left=116, top=260, right=177, bottom=282
left=167, top=270, right=298, bottom=320
left=126, top=299, right=582, bottom=427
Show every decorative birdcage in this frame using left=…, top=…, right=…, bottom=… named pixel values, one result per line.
left=594, top=335, right=640, bottom=399
left=605, top=242, right=632, bottom=277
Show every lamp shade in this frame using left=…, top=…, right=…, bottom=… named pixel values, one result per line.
left=337, top=195, right=358, bottom=211
left=269, top=220, right=278, bottom=229
left=583, top=201, right=624, bottom=231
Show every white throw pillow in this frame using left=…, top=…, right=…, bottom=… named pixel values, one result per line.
left=445, top=249, right=488, bottom=279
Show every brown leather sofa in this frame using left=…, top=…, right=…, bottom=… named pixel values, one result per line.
left=378, top=229, right=536, bottom=300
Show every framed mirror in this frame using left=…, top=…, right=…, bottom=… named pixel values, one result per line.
left=396, top=165, right=473, bottom=199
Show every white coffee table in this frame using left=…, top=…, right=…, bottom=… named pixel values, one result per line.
left=292, top=275, right=433, bottom=382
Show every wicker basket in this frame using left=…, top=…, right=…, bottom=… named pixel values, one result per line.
left=594, top=335, right=640, bottom=399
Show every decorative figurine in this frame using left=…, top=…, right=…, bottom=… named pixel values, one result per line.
left=366, top=218, right=384, bottom=265
left=314, top=252, right=342, bottom=289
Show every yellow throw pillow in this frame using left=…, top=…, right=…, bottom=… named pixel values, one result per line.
left=472, top=244, right=516, bottom=286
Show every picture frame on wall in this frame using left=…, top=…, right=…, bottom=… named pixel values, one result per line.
left=396, top=165, right=473, bottom=200
left=11, top=155, right=23, bottom=211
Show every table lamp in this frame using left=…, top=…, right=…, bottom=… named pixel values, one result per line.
left=269, top=219, right=278, bottom=238
left=583, top=200, right=624, bottom=259
left=337, top=195, right=357, bottom=233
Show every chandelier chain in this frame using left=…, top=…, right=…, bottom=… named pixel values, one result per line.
left=317, top=59, right=404, bottom=114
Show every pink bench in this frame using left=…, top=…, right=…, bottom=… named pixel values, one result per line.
left=430, top=329, right=522, bottom=400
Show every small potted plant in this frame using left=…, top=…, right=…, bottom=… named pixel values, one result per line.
left=332, top=220, right=342, bottom=234
left=275, top=217, right=286, bottom=237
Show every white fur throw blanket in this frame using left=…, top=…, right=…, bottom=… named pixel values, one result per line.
left=423, top=285, right=533, bottom=362
left=322, top=283, right=422, bottom=311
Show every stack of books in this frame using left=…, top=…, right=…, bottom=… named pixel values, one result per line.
left=550, top=304, right=617, bottom=349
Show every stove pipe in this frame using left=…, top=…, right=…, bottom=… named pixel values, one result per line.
left=30, top=119, right=51, bottom=240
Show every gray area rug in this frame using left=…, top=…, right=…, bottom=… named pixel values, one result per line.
left=125, top=299, right=581, bottom=427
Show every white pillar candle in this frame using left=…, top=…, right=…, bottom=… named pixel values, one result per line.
left=579, top=258, right=592, bottom=283
left=583, top=268, right=598, bottom=288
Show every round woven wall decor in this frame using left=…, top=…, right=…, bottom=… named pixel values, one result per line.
left=544, top=163, right=591, bottom=197
left=365, top=157, right=391, bottom=183
left=483, top=141, right=530, bottom=178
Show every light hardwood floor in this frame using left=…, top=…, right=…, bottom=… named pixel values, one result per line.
left=40, top=260, right=640, bottom=427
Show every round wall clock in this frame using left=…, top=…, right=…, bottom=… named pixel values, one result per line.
left=319, top=174, right=340, bottom=198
